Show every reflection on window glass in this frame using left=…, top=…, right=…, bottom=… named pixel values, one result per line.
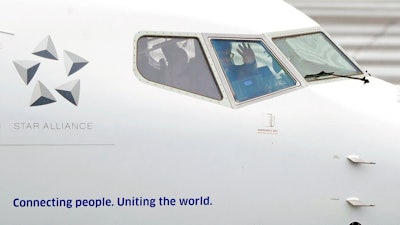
left=211, top=39, right=296, bottom=102
left=137, top=36, right=222, bottom=100
left=273, top=32, right=362, bottom=80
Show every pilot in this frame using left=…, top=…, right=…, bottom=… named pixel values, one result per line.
left=213, top=41, right=258, bottom=81
left=160, top=42, right=189, bottom=88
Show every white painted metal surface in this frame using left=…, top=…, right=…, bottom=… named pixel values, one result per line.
left=1, top=0, right=400, bottom=225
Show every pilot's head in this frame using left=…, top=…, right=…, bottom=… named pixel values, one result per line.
left=213, top=40, right=233, bottom=66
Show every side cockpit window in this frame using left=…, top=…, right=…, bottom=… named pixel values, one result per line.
left=211, top=39, right=297, bottom=102
left=136, top=36, right=222, bottom=100
left=273, top=32, right=362, bottom=80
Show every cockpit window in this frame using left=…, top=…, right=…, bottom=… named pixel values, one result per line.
left=211, top=39, right=296, bottom=102
left=137, top=36, right=222, bottom=100
left=273, top=32, right=362, bottom=81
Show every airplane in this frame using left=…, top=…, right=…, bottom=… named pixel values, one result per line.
left=1, top=0, right=399, bottom=224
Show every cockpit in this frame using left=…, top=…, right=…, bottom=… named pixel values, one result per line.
left=134, top=28, right=365, bottom=108
left=211, top=39, right=296, bottom=102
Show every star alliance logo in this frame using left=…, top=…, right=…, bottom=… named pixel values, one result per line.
left=13, top=35, right=88, bottom=106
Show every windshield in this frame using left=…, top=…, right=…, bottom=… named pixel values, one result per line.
left=273, top=32, right=362, bottom=81
left=211, top=39, right=296, bottom=102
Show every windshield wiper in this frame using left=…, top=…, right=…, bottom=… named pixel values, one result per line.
left=305, top=71, right=369, bottom=84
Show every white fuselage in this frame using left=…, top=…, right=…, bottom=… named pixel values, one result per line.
left=1, top=1, right=400, bottom=225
